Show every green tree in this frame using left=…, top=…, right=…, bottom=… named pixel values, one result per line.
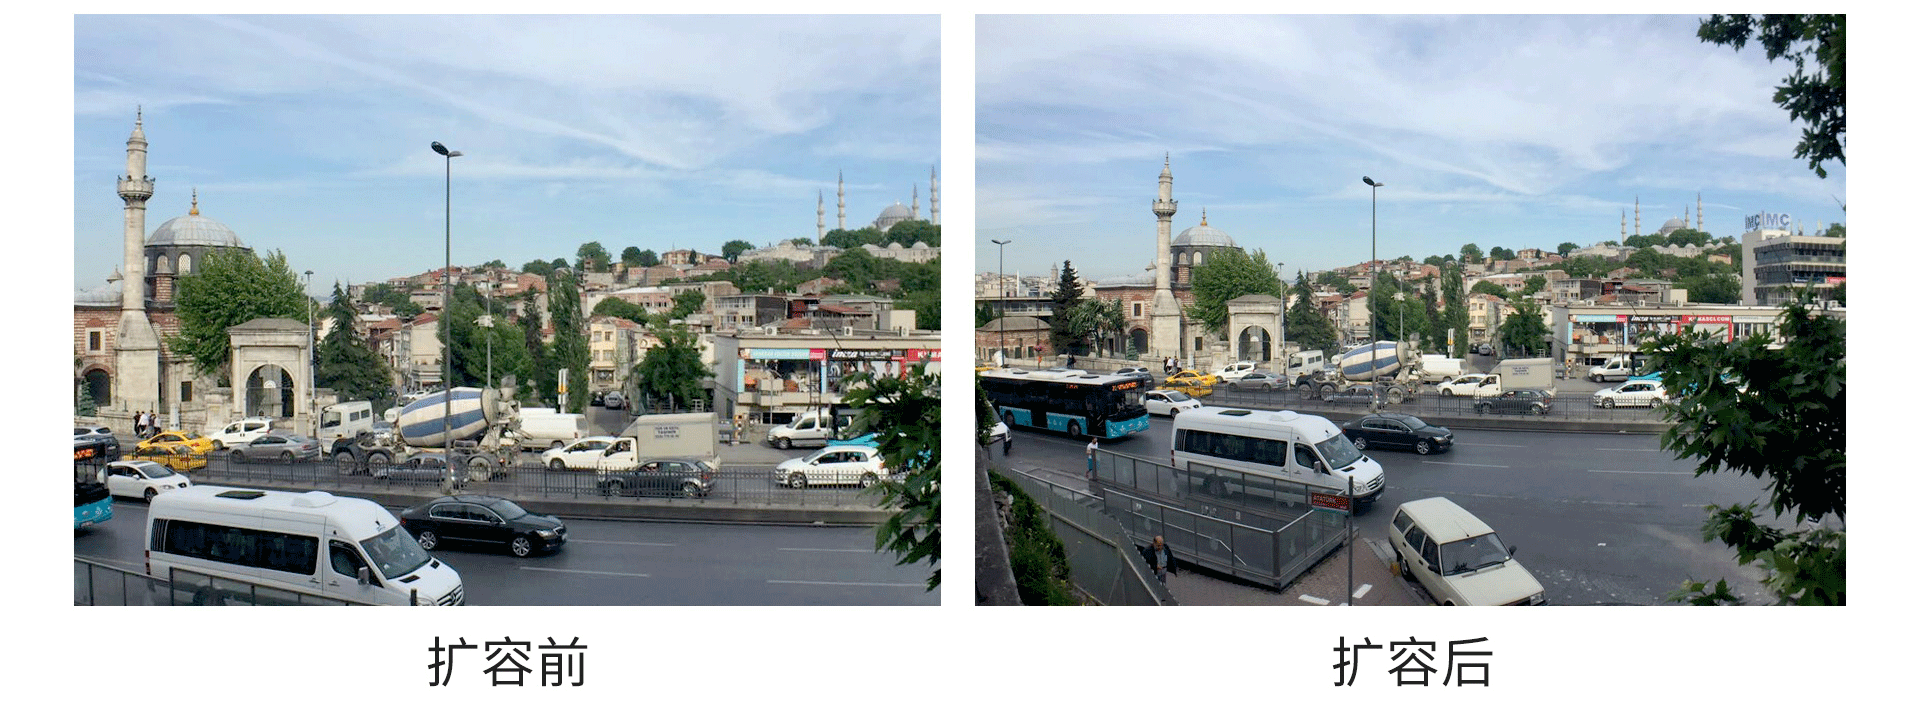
left=315, top=283, right=396, bottom=414
left=1498, top=300, right=1549, bottom=357
left=1522, top=275, right=1548, bottom=296
left=1063, top=298, right=1126, bottom=358
left=1048, top=261, right=1085, bottom=356
left=1645, top=295, right=1843, bottom=604
left=590, top=296, right=650, bottom=322
left=1441, top=264, right=1470, bottom=357
left=843, top=362, right=940, bottom=591
left=897, top=290, right=941, bottom=331
left=1187, top=248, right=1285, bottom=337
left=1680, top=273, right=1741, bottom=304
left=1557, top=242, right=1579, bottom=257
left=1823, top=223, right=1844, bottom=238
left=1699, top=14, right=1845, bottom=178
left=630, top=326, right=711, bottom=411
left=634, top=250, right=659, bottom=268
left=520, top=260, right=554, bottom=279
left=790, top=237, right=814, bottom=246
left=667, top=291, right=706, bottom=320
left=884, top=219, right=941, bottom=247
left=1469, top=281, right=1511, bottom=300
left=1314, top=271, right=1358, bottom=295
left=521, top=288, right=554, bottom=407
left=822, top=226, right=885, bottom=250
left=1285, top=272, right=1339, bottom=355
left=720, top=240, right=754, bottom=262
left=976, top=300, right=998, bottom=328
left=1459, top=243, right=1484, bottom=264
left=1489, top=246, right=1516, bottom=261
left=576, top=242, right=613, bottom=272
left=76, top=376, right=98, bottom=417
left=169, top=249, right=308, bottom=375
left=548, top=271, right=590, bottom=412
left=620, top=246, right=643, bottom=266
left=480, top=259, right=506, bottom=269
left=1423, top=255, right=1449, bottom=267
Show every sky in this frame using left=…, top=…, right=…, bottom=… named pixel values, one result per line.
left=974, top=14, right=1849, bottom=284
left=73, top=14, right=939, bottom=296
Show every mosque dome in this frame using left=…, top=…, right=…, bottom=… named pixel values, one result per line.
left=1657, top=217, right=1688, bottom=236
left=75, top=283, right=120, bottom=307
left=877, top=203, right=913, bottom=221
left=148, top=195, right=244, bottom=248
left=1173, top=212, right=1236, bottom=247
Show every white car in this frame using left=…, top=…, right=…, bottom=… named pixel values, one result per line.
left=1593, top=381, right=1668, bottom=409
left=101, top=459, right=193, bottom=502
left=1388, top=497, right=1546, bottom=606
left=1143, top=389, right=1202, bottom=416
left=774, top=445, right=891, bottom=488
left=541, top=436, right=619, bottom=470
left=602, top=391, right=625, bottom=409
left=209, top=418, right=274, bottom=449
left=1213, top=361, right=1257, bottom=380
left=1437, top=374, right=1491, bottom=397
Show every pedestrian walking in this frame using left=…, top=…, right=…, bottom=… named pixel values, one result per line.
left=136, top=411, right=150, bottom=438
left=1066, top=354, right=1077, bottom=369
left=1085, top=437, right=1099, bottom=479
left=1138, top=535, right=1178, bottom=583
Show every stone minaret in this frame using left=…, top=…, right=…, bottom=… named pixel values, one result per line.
left=1621, top=210, right=1627, bottom=243
left=836, top=171, right=846, bottom=230
left=1697, top=192, right=1704, bottom=234
left=929, top=164, right=939, bottom=224
left=911, top=184, right=919, bottom=220
left=816, top=190, right=825, bottom=241
left=1150, top=153, right=1182, bottom=361
left=116, top=108, right=162, bottom=416
left=1634, top=196, right=1640, bottom=236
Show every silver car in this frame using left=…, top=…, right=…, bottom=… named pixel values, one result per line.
left=228, top=430, right=322, bottom=462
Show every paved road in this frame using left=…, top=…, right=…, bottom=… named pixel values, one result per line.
left=74, top=499, right=934, bottom=605
left=991, top=418, right=1786, bottom=605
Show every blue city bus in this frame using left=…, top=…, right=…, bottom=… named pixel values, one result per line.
left=980, top=368, right=1152, bottom=439
left=74, top=440, right=113, bottom=529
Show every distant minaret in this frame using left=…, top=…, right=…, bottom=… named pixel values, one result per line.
left=911, top=184, right=919, bottom=220
left=115, top=107, right=162, bottom=417
left=816, top=190, right=825, bottom=241
left=836, top=171, right=846, bottom=230
left=1621, top=210, right=1627, bottom=243
left=1697, top=192, right=1703, bottom=234
left=929, top=164, right=939, bottom=225
left=1150, top=153, right=1182, bottom=361
left=1634, top=196, right=1641, bottom=235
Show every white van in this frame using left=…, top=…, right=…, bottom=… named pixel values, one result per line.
left=146, top=486, right=464, bottom=606
left=766, top=408, right=855, bottom=450
left=518, top=412, right=590, bottom=450
left=318, top=401, right=375, bottom=454
left=1387, top=497, right=1546, bottom=606
left=1418, top=355, right=1465, bottom=384
left=1171, top=407, right=1385, bottom=505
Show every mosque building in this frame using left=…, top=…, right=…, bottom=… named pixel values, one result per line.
left=1089, top=155, right=1248, bottom=361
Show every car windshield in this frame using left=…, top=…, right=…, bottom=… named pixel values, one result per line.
left=1398, top=415, right=1430, bottom=430
left=488, top=500, right=529, bottom=520
left=134, top=462, right=179, bottom=478
left=1439, top=533, right=1511, bottom=575
left=1315, top=435, right=1363, bottom=470
left=1168, top=392, right=1192, bottom=402
left=361, top=524, right=433, bottom=579
left=1122, top=389, right=1143, bottom=407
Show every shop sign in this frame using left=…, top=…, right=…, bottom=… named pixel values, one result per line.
left=1627, top=315, right=1674, bottom=323
left=745, top=348, right=814, bottom=360
left=904, top=349, right=943, bottom=362
left=1571, top=314, right=1619, bottom=323
left=1679, top=315, right=1731, bottom=325
left=828, top=349, right=901, bottom=360
left=1827, top=276, right=1847, bottom=284
left=1745, top=212, right=1792, bottom=231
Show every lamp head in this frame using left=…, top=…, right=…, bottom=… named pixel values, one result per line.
left=1362, top=176, right=1381, bottom=187
left=432, top=141, right=461, bottom=157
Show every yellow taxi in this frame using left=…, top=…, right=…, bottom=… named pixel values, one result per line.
left=132, top=444, right=208, bottom=472
left=1162, top=372, right=1215, bottom=397
left=137, top=430, right=216, bottom=456
left=1167, top=369, right=1223, bottom=387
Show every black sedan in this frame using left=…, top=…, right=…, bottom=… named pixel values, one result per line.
left=1321, top=385, right=1379, bottom=405
left=1474, top=388, right=1554, bottom=415
left=1228, top=371, right=1285, bottom=391
left=400, top=495, right=567, bottom=558
left=597, top=459, right=715, bottom=498
left=1341, top=413, right=1453, bottom=455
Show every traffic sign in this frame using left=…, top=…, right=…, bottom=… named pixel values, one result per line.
left=1311, top=491, right=1352, bottom=514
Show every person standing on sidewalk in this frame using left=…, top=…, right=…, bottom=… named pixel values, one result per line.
left=1085, top=437, right=1099, bottom=480
left=1138, top=535, right=1178, bottom=583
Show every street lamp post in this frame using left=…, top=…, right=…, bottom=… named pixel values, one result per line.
left=305, top=270, right=316, bottom=440
left=1362, top=176, right=1383, bottom=413
left=1277, top=260, right=1286, bottom=366
left=433, top=141, right=462, bottom=489
left=992, top=239, right=1012, bottom=367
left=481, top=283, right=492, bottom=389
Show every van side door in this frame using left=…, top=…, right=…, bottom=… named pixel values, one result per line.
left=323, top=540, right=377, bottom=597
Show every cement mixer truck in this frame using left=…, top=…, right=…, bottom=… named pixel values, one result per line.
left=1300, top=340, right=1427, bottom=404
left=332, top=387, right=525, bottom=482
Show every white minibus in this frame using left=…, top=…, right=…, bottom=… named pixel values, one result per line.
left=146, top=486, right=464, bottom=605
left=1171, top=407, right=1385, bottom=505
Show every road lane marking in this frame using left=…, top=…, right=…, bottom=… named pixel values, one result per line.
left=1354, top=584, right=1373, bottom=599
left=520, top=566, right=649, bottom=578
left=1593, top=448, right=1662, bottom=452
left=1298, top=594, right=1330, bottom=605
left=1588, top=470, right=1694, bottom=475
left=766, top=579, right=925, bottom=588
left=1456, top=443, right=1527, bottom=448
left=778, top=548, right=871, bottom=553
left=1420, top=461, right=1508, bottom=468
left=572, top=539, right=676, bottom=547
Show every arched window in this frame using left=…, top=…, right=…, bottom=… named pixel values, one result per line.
left=178, top=252, right=192, bottom=274
left=156, top=254, right=171, bottom=274
left=1177, top=252, right=1190, bottom=266
left=1193, top=251, right=1205, bottom=265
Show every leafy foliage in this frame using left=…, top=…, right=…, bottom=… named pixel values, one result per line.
left=1644, top=295, right=1844, bottom=604
left=1048, top=261, right=1085, bottom=356
left=1315, top=271, right=1358, bottom=295
left=988, top=470, right=1078, bottom=605
left=630, top=326, right=711, bottom=410
left=1557, top=242, right=1579, bottom=257
left=1063, top=298, right=1126, bottom=358
left=1698, top=14, right=1845, bottom=178
left=620, top=246, right=643, bottom=266
left=547, top=270, right=590, bottom=412
left=1488, top=246, right=1515, bottom=261
left=720, top=240, right=755, bottom=262
left=1285, top=272, right=1340, bottom=355
left=1441, top=264, right=1470, bottom=358
left=1188, top=248, right=1285, bottom=337
left=315, top=283, right=396, bottom=414
left=1459, top=243, right=1484, bottom=264
left=575, top=242, right=612, bottom=272
left=668, top=291, right=706, bottom=321
left=169, top=249, right=309, bottom=375
left=843, top=363, right=940, bottom=591
left=1498, top=299, right=1549, bottom=357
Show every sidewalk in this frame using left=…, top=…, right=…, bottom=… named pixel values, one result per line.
left=1166, top=537, right=1428, bottom=606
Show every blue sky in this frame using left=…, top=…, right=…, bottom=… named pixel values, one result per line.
left=74, top=14, right=939, bottom=296
left=975, top=14, right=1848, bottom=283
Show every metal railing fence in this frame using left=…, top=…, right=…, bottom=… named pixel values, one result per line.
left=1197, top=381, right=1672, bottom=426
left=76, top=557, right=358, bottom=606
left=1001, top=469, right=1172, bottom=606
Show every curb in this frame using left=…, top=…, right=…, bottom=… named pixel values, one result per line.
left=184, top=476, right=891, bottom=526
left=1363, top=537, right=1432, bottom=605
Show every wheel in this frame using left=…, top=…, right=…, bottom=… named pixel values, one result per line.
left=231, top=449, right=248, bottom=463
left=1476, top=403, right=1490, bottom=414
left=548, top=458, right=566, bottom=471
left=789, top=473, right=808, bottom=489
left=334, top=451, right=359, bottom=476
left=281, top=451, right=295, bottom=463
left=1397, top=553, right=1415, bottom=581
left=1415, top=440, right=1432, bottom=455
left=1206, top=476, right=1227, bottom=498
left=1067, top=421, right=1082, bottom=438
left=1352, top=436, right=1369, bottom=451
left=1602, top=398, right=1615, bottom=409
left=1318, top=385, right=1335, bottom=399
left=859, top=474, right=878, bottom=488
left=366, top=451, right=392, bottom=479
left=1387, top=389, right=1405, bottom=405
left=211, top=439, right=226, bottom=450
left=1530, top=404, right=1545, bottom=415
left=466, top=457, right=494, bottom=482
left=510, top=535, right=533, bottom=558
left=417, top=530, right=439, bottom=550
left=605, top=480, right=627, bottom=497
left=777, top=437, right=792, bottom=450
left=682, top=482, right=702, bottom=498
left=1649, top=398, right=1664, bottom=408
left=143, top=487, right=157, bottom=502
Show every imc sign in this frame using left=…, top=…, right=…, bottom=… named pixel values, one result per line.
left=1745, top=212, right=1793, bottom=232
